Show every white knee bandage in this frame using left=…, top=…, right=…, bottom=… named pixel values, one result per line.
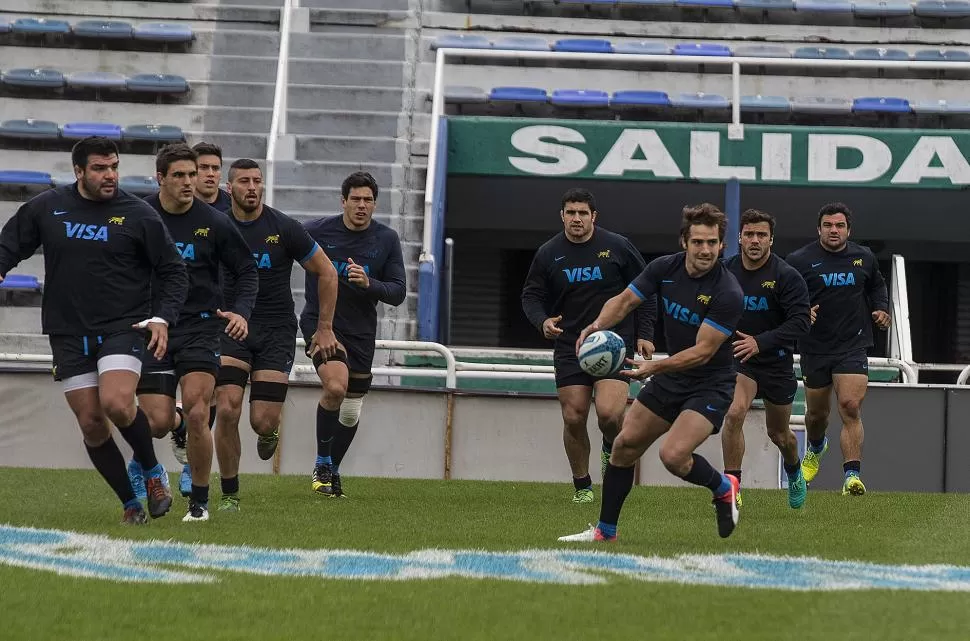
left=338, top=396, right=363, bottom=427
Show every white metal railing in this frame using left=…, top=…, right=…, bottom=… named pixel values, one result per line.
left=889, top=254, right=913, bottom=364
left=423, top=47, right=970, bottom=261
left=957, top=365, right=970, bottom=385
left=264, top=0, right=296, bottom=207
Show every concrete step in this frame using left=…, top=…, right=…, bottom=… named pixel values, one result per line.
left=275, top=160, right=425, bottom=188
left=307, top=7, right=413, bottom=28
left=0, top=307, right=41, bottom=333
left=289, top=109, right=429, bottom=138
left=302, top=0, right=409, bottom=9
left=289, top=58, right=408, bottom=87
left=295, top=135, right=408, bottom=163
left=289, top=32, right=407, bottom=61
left=0, top=150, right=155, bottom=176
left=1, top=0, right=283, bottom=25
left=273, top=187, right=424, bottom=216
left=288, top=84, right=417, bottom=112
left=0, top=333, right=50, bottom=355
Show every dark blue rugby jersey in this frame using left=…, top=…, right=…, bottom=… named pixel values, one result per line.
left=628, top=252, right=743, bottom=386
left=301, top=214, right=406, bottom=341
left=723, top=253, right=810, bottom=368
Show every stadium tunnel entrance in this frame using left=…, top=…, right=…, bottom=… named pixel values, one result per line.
left=445, top=176, right=964, bottom=372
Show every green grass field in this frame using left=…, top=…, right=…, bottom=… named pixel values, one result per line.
left=1, top=467, right=969, bottom=641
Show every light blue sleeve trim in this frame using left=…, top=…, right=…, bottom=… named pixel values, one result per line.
left=300, top=243, right=319, bottom=265
left=627, top=283, right=645, bottom=300
left=703, top=317, right=732, bottom=337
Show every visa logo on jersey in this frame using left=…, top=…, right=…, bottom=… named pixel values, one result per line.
left=253, top=252, right=272, bottom=269
left=175, top=242, right=196, bottom=261
left=744, top=296, right=769, bottom=311
left=821, top=272, right=856, bottom=287
left=563, top=266, right=602, bottom=283
left=333, top=261, right=370, bottom=277
left=64, top=222, right=108, bottom=242
left=662, top=296, right=701, bottom=326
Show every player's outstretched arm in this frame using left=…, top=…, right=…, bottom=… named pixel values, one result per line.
left=576, top=287, right=642, bottom=352
left=0, top=200, right=44, bottom=282
left=623, top=323, right=731, bottom=381
left=303, top=245, right=339, bottom=358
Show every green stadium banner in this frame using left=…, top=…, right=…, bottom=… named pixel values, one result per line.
left=447, top=117, right=970, bottom=189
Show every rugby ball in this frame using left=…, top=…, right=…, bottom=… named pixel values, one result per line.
left=578, top=330, right=626, bottom=377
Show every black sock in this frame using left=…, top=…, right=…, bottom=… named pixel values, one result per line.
left=681, top=454, right=726, bottom=493
left=784, top=461, right=800, bottom=476
left=332, top=422, right=359, bottom=470
left=172, top=406, right=186, bottom=437
left=118, top=408, right=159, bottom=470
left=601, top=436, right=613, bottom=455
left=85, top=438, right=136, bottom=506
left=573, top=474, right=592, bottom=491
left=809, top=436, right=826, bottom=450
left=316, top=405, right=339, bottom=460
left=725, top=469, right=742, bottom=486
left=843, top=460, right=861, bottom=475
left=221, top=475, right=239, bottom=495
left=208, top=405, right=216, bottom=430
left=599, top=463, right=635, bottom=528
left=191, top=484, right=209, bottom=505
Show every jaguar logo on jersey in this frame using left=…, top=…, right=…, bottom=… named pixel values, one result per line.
left=563, top=266, right=603, bottom=283
left=821, top=272, right=856, bottom=287
left=63, top=222, right=108, bottom=242
left=194, top=227, right=210, bottom=238
left=597, top=250, right=611, bottom=259
left=853, top=258, right=863, bottom=267
left=696, top=294, right=711, bottom=305
left=663, top=296, right=701, bottom=326
left=108, top=216, right=125, bottom=225
left=744, top=296, right=770, bottom=311
left=266, top=234, right=280, bottom=244
left=762, top=280, right=775, bottom=289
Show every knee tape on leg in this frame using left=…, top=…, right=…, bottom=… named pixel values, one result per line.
left=216, top=365, right=249, bottom=389
left=250, top=380, right=289, bottom=403
left=346, top=374, right=373, bottom=396
left=339, top=396, right=363, bottom=427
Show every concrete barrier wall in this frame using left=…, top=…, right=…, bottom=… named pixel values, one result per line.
left=0, top=372, right=965, bottom=492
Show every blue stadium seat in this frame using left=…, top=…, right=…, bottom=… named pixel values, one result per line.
left=610, top=90, right=671, bottom=107
left=791, top=96, right=853, bottom=114
left=66, top=71, right=128, bottom=90
left=430, top=34, right=492, bottom=50
left=613, top=41, right=671, bottom=55
left=676, top=0, right=735, bottom=6
left=444, top=86, right=488, bottom=103
left=672, top=92, right=730, bottom=108
left=914, top=0, right=970, bottom=17
left=553, top=39, right=614, bottom=53
left=616, top=0, right=677, bottom=5
left=0, top=274, right=41, bottom=291
left=852, top=0, right=913, bottom=16
left=0, top=171, right=52, bottom=186
left=793, top=46, right=853, bottom=59
left=737, top=0, right=795, bottom=8
left=11, top=18, right=71, bottom=35
left=126, top=73, right=189, bottom=94
left=795, top=0, right=854, bottom=11
left=734, top=44, right=791, bottom=58
left=853, top=47, right=910, bottom=60
left=119, top=176, right=159, bottom=195
left=740, top=95, right=791, bottom=112
left=489, top=87, right=548, bottom=103
left=550, top=89, right=610, bottom=107
left=1, top=68, right=65, bottom=89
left=72, top=21, right=134, bottom=40
left=61, top=123, right=123, bottom=140
left=491, top=36, right=550, bottom=51
left=133, top=23, right=194, bottom=43
left=853, top=96, right=911, bottom=113
left=0, top=119, right=60, bottom=140
left=122, top=124, right=184, bottom=142
left=674, top=43, right=732, bottom=57
left=913, top=49, right=970, bottom=62
left=913, top=99, right=970, bottom=114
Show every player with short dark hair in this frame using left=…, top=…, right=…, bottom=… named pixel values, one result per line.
left=191, top=142, right=232, bottom=212
left=213, top=158, right=339, bottom=511
left=786, top=202, right=891, bottom=496
left=0, top=136, right=188, bottom=524
left=522, top=187, right=654, bottom=503
left=301, top=171, right=406, bottom=498
left=127, top=143, right=258, bottom=522
left=560, top=203, right=744, bottom=542
left=721, top=209, right=811, bottom=509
